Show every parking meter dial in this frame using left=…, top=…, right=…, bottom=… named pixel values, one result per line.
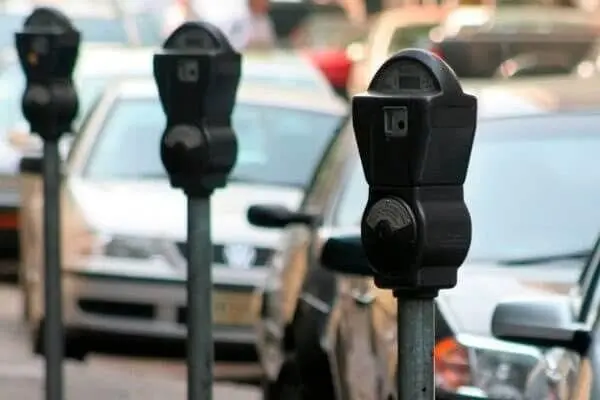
left=154, top=22, right=242, bottom=197
left=353, top=49, right=477, bottom=293
left=15, top=7, right=80, bottom=140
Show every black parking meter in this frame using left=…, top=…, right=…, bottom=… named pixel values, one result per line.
left=153, top=22, right=241, bottom=400
left=15, top=7, right=80, bottom=400
left=353, top=49, right=477, bottom=399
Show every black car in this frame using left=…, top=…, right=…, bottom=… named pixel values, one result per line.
left=348, top=5, right=600, bottom=94
left=247, top=76, right=600, bottom=399
left=432, top=5, right=599, bottom=78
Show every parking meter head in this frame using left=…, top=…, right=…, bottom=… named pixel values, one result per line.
left=15, top=7, right=80, bottom=141
left=352, top=49, right=477, bottom=294
left=352, top=48, right=476, bottom=187
left=153, top=22, right=242, bottom=197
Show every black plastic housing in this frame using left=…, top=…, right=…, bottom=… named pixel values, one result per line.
left=352, top=49, right=477, bottom=295
left=15, top=7, right=80, bottom=141
left=153, top=22, right=242, bottom=197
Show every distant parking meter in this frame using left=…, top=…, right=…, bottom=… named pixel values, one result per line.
left=153, top=21, right=241, bottom=400
left=352, top=49, right=477, bottom=399
left=15, top=7, right=80, bottom=400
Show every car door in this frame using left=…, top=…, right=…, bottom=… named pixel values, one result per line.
left=522, top=235, right=600, bottom=400
left=323, top=141, right=398, bottom=400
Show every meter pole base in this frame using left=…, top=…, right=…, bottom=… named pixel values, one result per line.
left=186, top=196, right=213, bottom=400
left=395, top=294, right=435, bottom=400
left=42, top=140, right=64, bottom=400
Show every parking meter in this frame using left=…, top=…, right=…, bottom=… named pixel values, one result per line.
left=153, top=22, right=241, bottom=400
left=15, top=7, right=80, bottom=400
left=352, top=49, right=477, bottom=399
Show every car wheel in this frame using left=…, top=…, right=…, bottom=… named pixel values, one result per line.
left=293, top=313, right=336, bottom=399
left=32, top=319, right=88, bottom=362
left=262, top=358, right=304, bottom=400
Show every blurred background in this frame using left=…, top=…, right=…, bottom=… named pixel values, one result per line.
left=1, top=0, right=600, bottom=399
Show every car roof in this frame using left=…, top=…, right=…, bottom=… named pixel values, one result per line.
left=443, top=5, right=600, bottom=34
left=0, top=45, right=333, bottom=91
left=463, top=76, right=600, bottom=119
left=107, top=78, right=347, bottom=116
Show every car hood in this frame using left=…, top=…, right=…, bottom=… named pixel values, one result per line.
left=69, top=178, right=303, bottom=247
left=437, top=261, right=581, bottom=336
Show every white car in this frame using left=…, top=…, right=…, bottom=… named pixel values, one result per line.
left=0, top=44, right=155, bottom=267
left=19, top=77, right=347, bottom=360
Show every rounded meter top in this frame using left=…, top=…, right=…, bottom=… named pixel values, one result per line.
left=163, top=21, right=236, bottom=53
left=23, top=7, right=74, bottom=34
left=368, top=48, right=463, bottom=97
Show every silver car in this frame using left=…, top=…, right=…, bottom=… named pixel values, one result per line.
left=19, top=77, right=347, bottom=360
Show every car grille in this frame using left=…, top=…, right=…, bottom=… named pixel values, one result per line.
left=78, top=299, right=155, bottom=320
left=175, top=242, right=272, bottom=266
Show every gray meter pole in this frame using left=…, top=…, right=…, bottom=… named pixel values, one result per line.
left=351, top=49, right=478, bottom=399
left=153, top=22, right=242, bottom=400
left=15, top=7, right=80, bottom=400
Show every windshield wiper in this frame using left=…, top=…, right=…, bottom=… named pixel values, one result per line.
left=499, top=249, right=592, bottom=266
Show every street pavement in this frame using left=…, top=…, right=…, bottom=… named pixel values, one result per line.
left=0, top=283, right=261, bottom=399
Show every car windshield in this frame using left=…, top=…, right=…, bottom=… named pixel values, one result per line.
left=388, top=23, right=438, bottom=55
left=83, top=98, right=344, bottom=188
left=335, top=112, right=600, bottom=264
left=0, top=72, right=107, bottom=137
left=0, top=14, right=129, bottom=49
left=293, top=14, right=367, bottom=49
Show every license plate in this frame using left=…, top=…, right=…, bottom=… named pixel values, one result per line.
left=212, top=291, right=256, bottom=326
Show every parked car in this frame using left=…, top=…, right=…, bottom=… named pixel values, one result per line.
left=346, top=5, right=451, bottom=96
left=18, top=74, right=347, bottom=360
left=288, top=4, right=368, bottom=98
left=0, top=0, right=162, bottom=50
left=491, top=231, right=600, bottom=400
left=0, top=44, right=155, bottom=267
left=247, top=76, right=600, bottom=399
left=347, top=5, right=600, bottom=94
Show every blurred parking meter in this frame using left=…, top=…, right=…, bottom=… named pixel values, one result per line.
left=352, top=49, right=477, bottom=399
left=15, top=7, right=80, bottom=400
left=153, top=22, right=241, bottom=400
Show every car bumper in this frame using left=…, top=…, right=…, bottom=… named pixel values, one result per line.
left=61, top=269, right=264, bottom=347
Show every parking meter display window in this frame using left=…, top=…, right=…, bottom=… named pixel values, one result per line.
left=336, top=113, right=600, bottom=266
left=84, top=97, right=343, bottom=188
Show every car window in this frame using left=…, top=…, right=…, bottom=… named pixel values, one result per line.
left=576, top=234, right=600, bottom=320
left=83, top=98, right=345, bottom=189
left=292, top=13, right=367, bottom=49
left=335, top=113, right=600, bottom=265
left=388, top=23, right=438, bottom=55
left=0, top=70, right=108, bottom=137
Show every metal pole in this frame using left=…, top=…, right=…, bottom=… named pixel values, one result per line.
left=42, top=139, right=63, bottom=400
left=186, top=196, right=213, bottom=400
left=396, top=297, right=435, bottom=400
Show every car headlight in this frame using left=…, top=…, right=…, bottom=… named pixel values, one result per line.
left=100, top=235, right=181, bottom=263
left=434, top=333, right=543, bottom=400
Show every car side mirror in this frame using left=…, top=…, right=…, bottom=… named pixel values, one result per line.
left=8, top=128, right=40, bottom=152
left=491, top=296, right=591, bottom=355
left=247, top=204, right=321, bottom=229
left=319, top=229, right=373, bottom=277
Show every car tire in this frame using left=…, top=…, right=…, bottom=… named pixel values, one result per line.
left=262, top=357, right=304, bottom=400
left=33, top=319, right=88, bottom=362
left=293, top=312, right=336, bottom=399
